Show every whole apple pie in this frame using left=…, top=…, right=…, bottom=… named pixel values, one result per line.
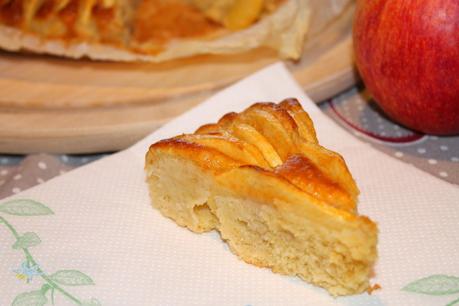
left=0, top=0, right=350, bottom=61
left=145, top=99, right=378, bottom=296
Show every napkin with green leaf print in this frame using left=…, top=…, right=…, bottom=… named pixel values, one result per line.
left=1, top=63, right=459, bottom=306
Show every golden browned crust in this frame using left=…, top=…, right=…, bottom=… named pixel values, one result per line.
left=148, top=137, right=242, bottom=175
left=148, top=98, right=361, bottom=213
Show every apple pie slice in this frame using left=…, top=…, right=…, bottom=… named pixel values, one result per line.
left=145, top=98, right=378, bottom=296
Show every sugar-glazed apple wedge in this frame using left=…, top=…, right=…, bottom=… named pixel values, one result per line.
left=279, top=98, right=318, bottom=143
left=177, top=134, right=270, bottom=168
left=295, top=141, right=359, bottom=202
left=231, top=105, right=298, bottom=160
left=274, top=154, right=356, bottom=212
left=197, top=117, right=282, bottom=168
left=227, top=122, right=283, bottom=167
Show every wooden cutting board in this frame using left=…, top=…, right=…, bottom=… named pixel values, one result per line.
left=0, top=3, right=357, bottom=154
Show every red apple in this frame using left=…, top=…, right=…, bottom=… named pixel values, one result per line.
left=353, top=0, right=459, bottom=135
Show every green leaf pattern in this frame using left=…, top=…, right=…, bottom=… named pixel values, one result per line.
left=12, top=290, right=47, bottom=306
left=403, top=275, right=459, bottom=295
left=50, top=270, right=94, bottom=286
left=0, top=200, right=53, bottom=216
left=0, top=199, right=99, bottom=306
left=404, top=274, right=459, bottom=306
left=13, top=232, right=41, bottom=250
left=82, top=298, right=102, bottom=306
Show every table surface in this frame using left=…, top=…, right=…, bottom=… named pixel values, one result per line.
left=0, top=85, right=457, bottom=199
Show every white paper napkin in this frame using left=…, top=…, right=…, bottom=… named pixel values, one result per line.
left=1, top=63, right=458, bottom=306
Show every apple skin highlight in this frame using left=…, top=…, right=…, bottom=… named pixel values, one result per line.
left=353, top=0, right=459, bottom=135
